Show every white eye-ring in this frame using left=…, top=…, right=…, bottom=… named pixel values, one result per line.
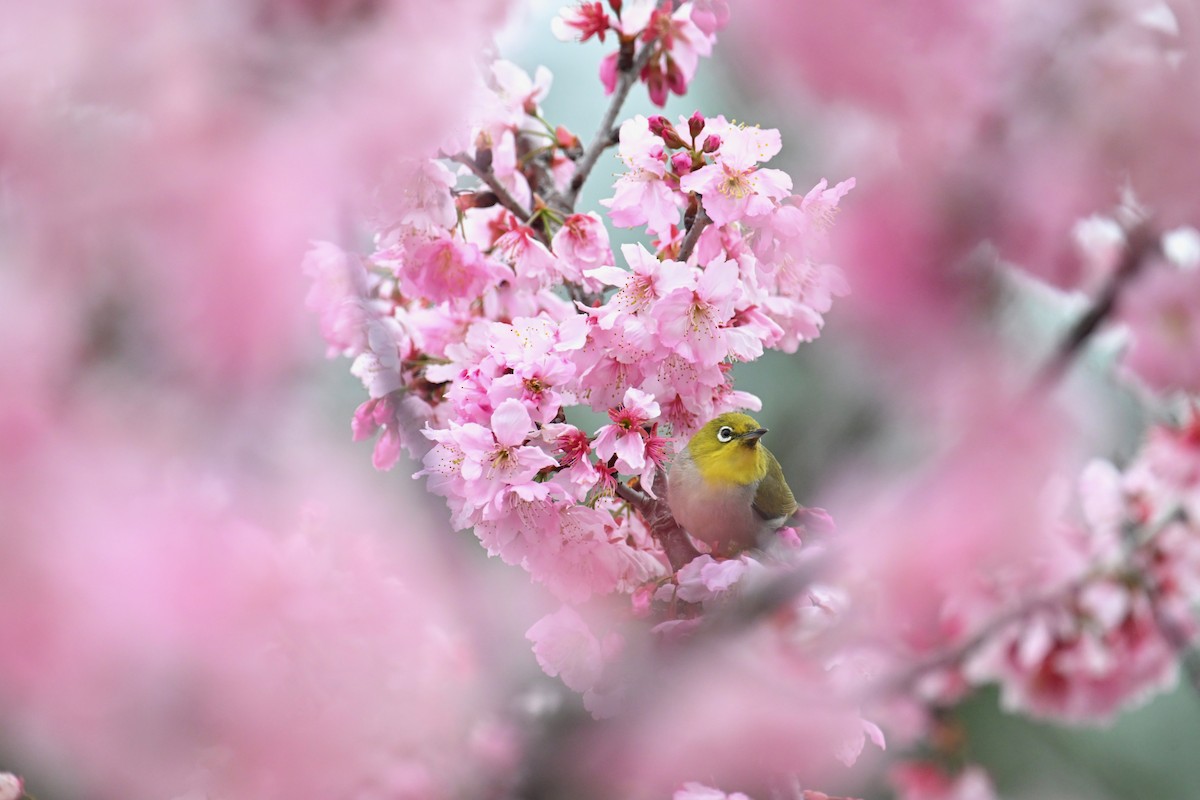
left=717, top=425, right=734, bottom=443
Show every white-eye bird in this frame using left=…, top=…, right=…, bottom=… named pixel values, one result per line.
left=667, top=412, right=798, bottom=557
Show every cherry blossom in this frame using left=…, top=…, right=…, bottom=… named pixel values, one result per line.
left=552, top=2, right=612, bottom=43
left=680, top=122, right=791, bottom=225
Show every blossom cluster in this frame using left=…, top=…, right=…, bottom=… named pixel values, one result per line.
left=306, top=49, right=852, bottom=612
left=962, top=408, right=1200, bottom=722
left=306, top=4, right=864, bottom=789
left=553, top=0, right=729, bottom=106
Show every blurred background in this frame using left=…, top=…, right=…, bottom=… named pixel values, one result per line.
left=2, top=0, right=1199, bottom=798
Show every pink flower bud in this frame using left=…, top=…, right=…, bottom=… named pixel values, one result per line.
left=631, top=584, right=654, bottom=617
left=646, top=114, right=685, bottom=147
left=671, top=151, right=693, bottom=176
left=688, top=111, right=705, bottom=139
left=702, top=134, right=721, bottom=153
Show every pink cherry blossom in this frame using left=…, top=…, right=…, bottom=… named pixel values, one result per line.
left=674, top=554, right=750, bottom=604
left=401, top=235, right=509, bottom=306
left=640, top=3, right=716, bottom=105
left=526, top=606, right=606, bottom=693
left=653, top=255, right=741, bottom=364
left=493, top=212, right=561, bottom=290
left=593, top=387, right=662, bottom=474
left=1117, top=261, right=1200, bottom=394
left=602, top=116, right=683, bottom=235
left=615, top=0, right=658, bottom=35
left=459, top=400, right=557, bottom=492
left=552, top=2, right=612, bottom=42
left=551, top=212, right=614, bottom=284
left=589, top=243, right=694, bottom=326
left=373, top=158, right=458, bottom=234
left=490, top=59, right=554, bottom=123
left=302, top=241, right=373, bottom=358
left=680, top=123, right=791, bottom=225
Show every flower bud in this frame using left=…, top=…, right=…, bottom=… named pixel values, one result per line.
left=688, top=111, right=705, bottom=139
left=670, top=151, right=693, bottom=176
left=647, top=115, right=669, bottom=136
left=702, top=134, right=721, bottom=153
left=555, top=125, right=580, bottom=149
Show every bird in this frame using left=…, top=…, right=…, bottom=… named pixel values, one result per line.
left=667, top=412, right=798, bottom=557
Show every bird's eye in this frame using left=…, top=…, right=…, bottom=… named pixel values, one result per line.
left=717, top=426, right=734, bottom=443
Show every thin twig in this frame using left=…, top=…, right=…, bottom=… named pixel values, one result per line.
left=449, top=153, right=547, bottom=243
left=565, top=42, right=659, bottom=210
left=1031, top=222, right=1159, bottom=392
left=676, top=207, right=710, bottom=263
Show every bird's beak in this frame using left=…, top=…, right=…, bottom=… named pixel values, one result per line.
left=739, top=428, right=768, bottom=443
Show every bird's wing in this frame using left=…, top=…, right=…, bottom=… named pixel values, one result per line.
left=751, top=448, right=798, bottom=523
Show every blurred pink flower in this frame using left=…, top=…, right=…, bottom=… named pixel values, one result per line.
left=890, top=763, right=998, bottom=800
left=552, top=1, right=612, bottom=43
left=674, top=782, right=751, bottom=800
left=1117, top=262, right=1200, bottom=393
left=0, top=773, right=22, bottom=800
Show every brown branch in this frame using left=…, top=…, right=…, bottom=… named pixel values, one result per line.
left=615, top=474, right=700, bottom=571
left=676, top=206, right=710, bottom=263
left=1031, top=221, right=1160, bottom=392
left=449, top=153, right=549, bottom=245
left=564, top=41, right=659, bottom=211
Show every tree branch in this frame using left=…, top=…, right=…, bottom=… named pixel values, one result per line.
left=615, top=474, right=700, bottom=572
left=676, top=206, right=710, bottom=263
left=449, top=153, right=549, bottom=245
left=564, top=42, right=659, bottom=211
left=1031, top=222, right=1160, bottom=391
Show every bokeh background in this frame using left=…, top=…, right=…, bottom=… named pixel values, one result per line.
left=2, top=0, right=1199, bottom=798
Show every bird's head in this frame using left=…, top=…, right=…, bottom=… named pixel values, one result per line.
left=686, top=412, right=770, bottom=486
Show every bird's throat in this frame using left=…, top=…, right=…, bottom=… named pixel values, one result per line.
left=690, top=441, right=768, bottom=487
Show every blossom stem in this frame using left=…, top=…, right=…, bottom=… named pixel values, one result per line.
left=676, top=206, right=710, bottom=263
left=1032, top=222, right=1160, bottom=391
left=564, top=42, right=659, bottom=211
left=448, top=153, right=549, bottom=244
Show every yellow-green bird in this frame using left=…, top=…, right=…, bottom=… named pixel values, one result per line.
left=667, top=412, right=798, bottom=557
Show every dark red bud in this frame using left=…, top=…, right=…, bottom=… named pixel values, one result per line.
left=473, top=192, right=499, bottom=209
left=688, top=111, right=705, bottom=139
left=555, top=125, right=580, bottom=149
left=647, top=115, right=669, bottom=135
left=474, top=147, right=493, bottom=172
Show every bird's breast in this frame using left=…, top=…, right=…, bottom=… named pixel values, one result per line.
left=667, top=451, right=763, bottom=553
